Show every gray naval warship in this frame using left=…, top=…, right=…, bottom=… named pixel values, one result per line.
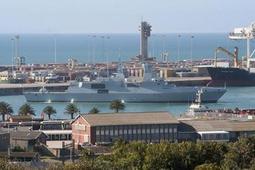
left=24, top=64, right=226, bottom=103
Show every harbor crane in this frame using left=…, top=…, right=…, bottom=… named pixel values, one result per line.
left=214, top=47, right=239, bottom=68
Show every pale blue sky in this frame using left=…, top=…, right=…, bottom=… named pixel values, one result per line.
left=0, top=0, right=254, bottom=33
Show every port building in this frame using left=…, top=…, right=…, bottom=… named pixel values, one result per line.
left=179, top=119, right=255, bottom=142
left=71, top=112, right=179, bottom=146
left=72, top=112, right=255, bottom=146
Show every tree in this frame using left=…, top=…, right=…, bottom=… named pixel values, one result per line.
left=89, top=107, right=100, bottom=114
left=43, top=106, right=56, bottom=120
left=0, top=102, right=13, bottom=121
left=110, top=100, right=125, bottom=113
left=18, top=103, right=35, bottom=116
left=65, top=103, right=79, bottom=119
left=0, top=157, right=24, bottom=170
left=222, top=137, right=255, bottom=169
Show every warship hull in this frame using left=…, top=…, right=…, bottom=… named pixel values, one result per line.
left=24, top=87, right=226, bottom=103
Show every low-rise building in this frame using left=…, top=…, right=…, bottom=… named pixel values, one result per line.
left=72, top=112, right=179, bottom=146
left=39, top=120, right=73, bottom=157
left=179, top=119, right=255, bottom=142
left=10, top=130, right=47, bottom=151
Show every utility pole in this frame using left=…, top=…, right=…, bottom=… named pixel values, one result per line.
left=54, top=35, right=57, bottom=64
left=190, top=35, right=194, bottom=63
left=177, top=34, right=181, bottom=61
left=11, top=38, right=15, bottom=72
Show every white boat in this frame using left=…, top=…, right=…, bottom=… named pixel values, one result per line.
left=186, top=88, right=213, bottom=116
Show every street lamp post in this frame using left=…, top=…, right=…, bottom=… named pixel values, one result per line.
left=92, top=35, right=97, bottom=66
left=11, top=38, right=15, bottom=72
left=177, top=34, right=181, bottom=61
left=190, top=35, right=194, bottom=63
left=54, top=35, right=57, bottom=64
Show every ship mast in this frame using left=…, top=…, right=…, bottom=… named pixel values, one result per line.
left=229, top=22, right=255, bottom=69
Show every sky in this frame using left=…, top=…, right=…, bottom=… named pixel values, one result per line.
left=0, top=0, right=254, bottom=33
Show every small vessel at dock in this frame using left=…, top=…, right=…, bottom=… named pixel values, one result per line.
left=186, top=88, right=213, bottom=116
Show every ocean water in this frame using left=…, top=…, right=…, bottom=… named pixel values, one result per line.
left=0, top=33, right=255, bottom=118
left=0, top=33, right=254, bottom=65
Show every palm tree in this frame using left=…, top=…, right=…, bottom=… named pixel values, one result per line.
left=0, top=102, right=13, bottom=121
left=18, top=103, right=35, bottom=116
left=65, top=103, right=79, bottom=119
left=43, top=106, right=56, bottom=120
left=110, top=100, right=125, bottom=113
left=89, top=107, right=100, bottom=114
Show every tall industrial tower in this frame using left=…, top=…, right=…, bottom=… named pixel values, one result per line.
left=139, top=21, right=152, bottom=61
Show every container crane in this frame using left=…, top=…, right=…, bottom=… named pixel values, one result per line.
left=229, top=22, right=255, bottom=69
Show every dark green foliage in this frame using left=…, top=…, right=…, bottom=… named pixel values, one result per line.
left=89, top=107, right=100, bottom=114
left=222, top=137, right=255, bottom=169
left=1, top=137, right=255, bottom=170
left=110, top=100, right=125, bottom=113
left=12, top=146, right=26, bottom=152
left=18, top=103, right=35, bottom=116
left=0, top=157, right=25, bottom=170
left=43, top=105, right=56, bottom=119
left=0, top=102, right=13, bottom=121
left=64, top=103, right=79, bottom=119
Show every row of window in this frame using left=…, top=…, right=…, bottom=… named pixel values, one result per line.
left=46, top=134, right=72, bottom=141
left=96, top=133, right=177, bottom=143
left=95, top=125, right=177, bottom=136
left=201, top=133, right=229, bottom=141
left=40, top=124, right=71, bottom=130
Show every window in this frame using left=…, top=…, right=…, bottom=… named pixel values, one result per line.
left=110, top=129, right=114, bottom=136
left=115, top=129, right=118, bottom=135
left=96, top=130, right=100, bottom=135
left=60, top=134, right=67, bottom=140
left=155, top=128, right=159, bottom=133
left=105, top=129, right=109, bottom=135
left=132, top=128, right=136, bottom=134
left=101, top=129, right=105, bottom=135
left=119, top=129, right=123, bottom=135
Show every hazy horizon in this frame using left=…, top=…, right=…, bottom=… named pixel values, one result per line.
left=0, top=0, right=254, bottom=34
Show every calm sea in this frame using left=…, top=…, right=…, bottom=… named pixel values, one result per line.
left=0, top=33, right=254, bottom=64
left=0, top=33, right=254, bottom=118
